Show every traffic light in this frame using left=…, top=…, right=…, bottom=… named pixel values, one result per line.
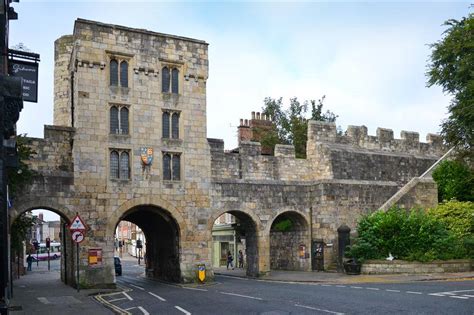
left=136, top=239, right=142, bottom=249
left=33, top=241, right=39, bottom=251
left=46, top=238, right=50, bottom=249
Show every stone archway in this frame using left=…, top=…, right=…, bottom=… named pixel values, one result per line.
left=10, top=201, right=76, bottom=286
left=209, top=209, right=262, bottom=277
left=107, top=196, right=186, bottom=283
left=268, top=210, right=311, bottom=271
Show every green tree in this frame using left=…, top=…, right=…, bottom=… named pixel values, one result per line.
left=261, top=96, right=338, bottom=158
left=7, top=135, right=36, bottom=200
left=432, top=160, right=474, bottom=201
left=427, top=13, right=474, bottom=159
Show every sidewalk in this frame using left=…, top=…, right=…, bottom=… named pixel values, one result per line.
left=8, top=268, right=116, bottom=314
left=214, top=267, right=474, bottom=284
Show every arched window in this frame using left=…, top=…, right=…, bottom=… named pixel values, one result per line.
left=120, top=107, right=129, bottom=134
left=163, top=154, right=171, bottom=180
left=110, top=59, right=118, bottom=86
left=171, top=68, right=179, bottom=94
left=171, top=112, right=179, bottom=139
left=162, top=112, right=170, bottom=138
left=172, top=154, right=181, bottom=180
left=110, top=106, right=119, bottom=134
left=110, top=151, right=119, bottom=179
left=162, top=67, right=170, bottom=93
left=120, top=61, right=128, bottom=88
left=120, top=152, right=130, bottom=179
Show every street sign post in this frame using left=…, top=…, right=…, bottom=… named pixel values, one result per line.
left=46, top=237, right=50, bottom=271
left=69, top=213, right=86, bottom=292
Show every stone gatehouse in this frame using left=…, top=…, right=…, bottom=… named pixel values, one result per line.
left=10, top=19, right=444, bottom=288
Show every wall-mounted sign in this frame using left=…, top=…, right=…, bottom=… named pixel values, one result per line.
left=88, top=248, right=103, bottom=266
left=140, top=147, right=154, bottom=165
left=9, top=59, right=39, bottom=103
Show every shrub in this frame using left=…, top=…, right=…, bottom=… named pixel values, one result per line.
left=432, top=160, right=474, bottom=202
left=429, top=200, right=474, bottom=238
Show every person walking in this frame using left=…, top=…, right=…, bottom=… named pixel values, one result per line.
left=238, top=250, right=244, bottom=268
left=26, top=254, right=33, bottom=271
left=226, top=251, right=234, bottom=270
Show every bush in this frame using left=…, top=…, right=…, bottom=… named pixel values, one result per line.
left=429, top=200, right=474, bottom=238
left=432, top=160, right=474, bottom=202
left=346, top=207, right=469, bottom=262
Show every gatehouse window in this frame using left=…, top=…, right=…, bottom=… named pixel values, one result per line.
left=110, top=149, right=130, bottom=180
left=163, top=152, right=181, bottom=181
left=162, top=66, right=179, bottom=94
left=110, top=105, right=129, bottom=135
left=162, top=110, right=180, bottom=139
left=110, top=59, right=129, bottom=88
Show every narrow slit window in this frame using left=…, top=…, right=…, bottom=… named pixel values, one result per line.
left=110, top=106, right=119, bottom=134
left=120, top=107, right=129, bottom=134
left=171, top=112, right=179, bottom=139
left=162, top=112, right=170, bottom=138
left=120, top=61, right=128, bottom=88
left=110, top=60, right=118, bottom=86
left=119, top=152, right=130, bottom=180
left=172, top=154, right=181, bottom=180
left=163, top=154, right=171, bottom=180
left=171, top=68, right=179, bottom=94
left=162, top=67, right=170, bottom=93
left=110, top=151, right=119, bottom=179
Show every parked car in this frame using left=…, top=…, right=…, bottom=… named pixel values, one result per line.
left=114, top=256, right=122, bottom=276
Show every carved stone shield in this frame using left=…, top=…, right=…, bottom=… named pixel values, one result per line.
left=140, top=147, right=153, bottom=165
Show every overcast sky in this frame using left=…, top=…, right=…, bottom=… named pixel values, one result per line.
left=10, top=1, right=470, bottom=150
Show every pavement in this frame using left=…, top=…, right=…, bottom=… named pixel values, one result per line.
left=214, top=267, right=474, bottom=285
left=8, top=260, right=117, bottom=314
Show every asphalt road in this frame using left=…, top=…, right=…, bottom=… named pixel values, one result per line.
left=103, top=257, right=474, bottom=315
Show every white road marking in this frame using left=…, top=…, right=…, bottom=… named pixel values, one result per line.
left=108, top=297, right=127, bottom=302
left=138, top=306, right=150, bottom=314
left=175, top=305, right=192, bottom=314
left=463, top=294, right=474, bottom=298
left=366, top=287, right=380, bottom=291
left=406, top=291, right=422, bottom=295
left=123, top=292, right=133, bottom=301
left=385, top=289, right=400, bottom=293
left=182, top=287, right=208, bottom=292
left=220, top=291, right=263, bottom=300
left=125, top=307, right=136, bottom=311
left=428, top=293, right=445, bottom=297
left=149, top=292, right=166, bottom=301
left=295, top=304, right=345, bottom=315
left=321, top=284, right=332, bottom=287
left=350, top=286, right=363, bottom=289
left=449, top=296, right=469, bottom=300
left=37, top=297, right=51, bottom=304
left=335, top=285, right=346, bottom=288
left=130, top=284, right=145, bottom=291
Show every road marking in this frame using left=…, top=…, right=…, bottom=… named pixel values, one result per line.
left=130, top=284, right=145, bottom=291
left=37, top=297, right=51, bottom=304
left=385, top=289, right=400, bottom=293
left=321, top=284, right=332, bottom=287
left=428, top=293, right=445, bottom=297
left=123, top=292, right=133, bottom=301
left=175, top=305, right=192, bottom=314
left=449, top=296, right=469, bottom=300
left=182, top=287, right=208, bottom=292
left=335, top=285, right=346, bottom=288
left=350, top=286, right=363, bottom=289
left=149, top=292, right=166, bottom=301
left=108, top=297, right=127, bottom=302
left=138, top=306, right=150, bottom=314
left=125, top=307, right=136, bottom=311
left=406, top=291, right=422, bottom=295
left=220, top=291, right=263, bottom=300
left=366, top=287, right=380, bottom=291
left=463, top=294, right=474, bottom=298
left=295, top=304, right=345, bottom=315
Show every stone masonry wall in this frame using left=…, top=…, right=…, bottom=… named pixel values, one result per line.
left=362, top=259, right=473, bottom=274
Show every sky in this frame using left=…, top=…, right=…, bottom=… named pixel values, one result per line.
left=9, top=1, right=470, bottom=151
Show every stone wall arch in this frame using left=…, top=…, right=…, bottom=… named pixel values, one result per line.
left=10, top=196, right=74, bottom=226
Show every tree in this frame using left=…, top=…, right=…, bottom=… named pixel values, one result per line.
left=6, top=134, right=36, bottom=201
left=260, top=96, right=338, bottom=158
left=432, top=160, right=474, bottom=202
left=427, top=13, right=474, bottom=159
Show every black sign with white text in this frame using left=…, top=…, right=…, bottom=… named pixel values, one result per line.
left=9, top=60, right=39, bottom=103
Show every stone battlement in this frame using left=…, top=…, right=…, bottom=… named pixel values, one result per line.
left=308, top=121, right=444, bottom=156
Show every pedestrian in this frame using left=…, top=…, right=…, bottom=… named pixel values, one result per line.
left=238, top=250, right=244, bottom=268
left=26, top=254, right=33, bottom=271
left=226, top=251, right=234, bottom=270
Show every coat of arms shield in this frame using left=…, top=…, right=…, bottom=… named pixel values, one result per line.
left=140, top=147, right=153, bottom=165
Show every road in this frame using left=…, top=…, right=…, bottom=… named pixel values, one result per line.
left=101, top=256, right=474, bottom=314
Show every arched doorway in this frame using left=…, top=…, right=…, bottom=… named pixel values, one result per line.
left=114, top=206, right=181, bottom=282
left=269, top=211, right=311, bottom=271
left=211, top=211, right=259, bottom=277
left=10, top=207, right=75, bottom=286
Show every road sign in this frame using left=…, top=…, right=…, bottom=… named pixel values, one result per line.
left=69, top=214, right=86, bottom=231
left=72, top=231, right=84, bottom=243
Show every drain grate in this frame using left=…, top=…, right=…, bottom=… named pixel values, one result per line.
left=9, top=305, right=23, bottom=311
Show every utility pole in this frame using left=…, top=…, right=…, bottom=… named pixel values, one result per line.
left=0, top=0, right=23, bottom=313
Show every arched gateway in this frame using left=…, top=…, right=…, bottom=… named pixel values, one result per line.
left=15, top=18, right=443, bottom=288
